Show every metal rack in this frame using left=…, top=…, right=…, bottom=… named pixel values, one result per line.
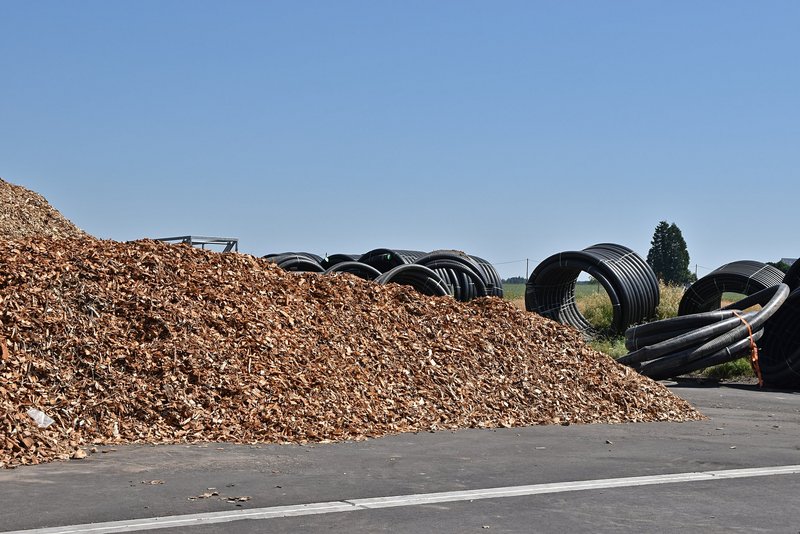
left=154, top=235, right=239, bottom=253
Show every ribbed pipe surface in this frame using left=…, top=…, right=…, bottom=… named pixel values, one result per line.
left=416, top=251, right=488, bottom=302
left=525, top=243, right=659, bottom=335
left=678, top=260, right=785, bottom=316
left=620, top=284, right=790, bottom=380
left=324, top=261, right=382, bottom=281
left=375, top=264, right=450, bottom=297
left=264, top=253, right=325, bottom=273
left=359, top=249, right=427, bottom=274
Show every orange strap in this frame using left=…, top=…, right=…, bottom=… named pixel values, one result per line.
left=732, top=311, right=763, bottom=387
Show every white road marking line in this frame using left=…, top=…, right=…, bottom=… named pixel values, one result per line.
left=5, top=464, right=800, bottom=534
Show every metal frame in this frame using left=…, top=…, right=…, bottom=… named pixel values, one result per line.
left=155, top=235, right=239, bottom=253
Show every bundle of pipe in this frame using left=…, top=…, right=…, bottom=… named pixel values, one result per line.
left=267, top=247, right=504, bottom=302
left=358, top=249, right=428, bottom=273
left=324, top=261, right=382, bottom=281
left=619, top=284, right=790, bottom=381
left=415, top=250, right=488, bottom=302
left=759, top=287, right=800, bottom=388
left=678, top=260, right=785, bottom=316
left=374, top=264, right=450, bottom=297
left=263, top=253, right=325, bottom=273
left=525, top=243, right=659, bottom=336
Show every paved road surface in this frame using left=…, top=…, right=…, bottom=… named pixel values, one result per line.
left=1, top=381, right=799, bottom=533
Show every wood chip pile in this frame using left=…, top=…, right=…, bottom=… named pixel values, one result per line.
left=0, top=235, right=703, bottom=468
left=0, top=178, right=88, bottom=240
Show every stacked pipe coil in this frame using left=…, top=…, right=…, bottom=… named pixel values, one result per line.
left=760, top=287, right=800, bottom=388
left=319, top=254, right=360, bottom=270
left=324, top=261, right=382, bottom=281
left=265, top=247, right=504, bottom=301
left=471, top=255, right=504, bottom=298
left=374, top=264, right=450, bottom=297
left=263, top=253, right=325, bottom=273
left=525, top=243, right=659, bottom=335
left=619, top=284, right=790, bottom=381
left=358, top=249, right=428, bottom=273
left=678, top=260, right=785, bottom=316
left=415, top=250, right=488, bottom=302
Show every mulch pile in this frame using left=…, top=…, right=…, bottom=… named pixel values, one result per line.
left=0, top=179, right=703, bottom=469
left=0, top=237, right=703, bottom=468
left=0, top=178, right=88, bottom=240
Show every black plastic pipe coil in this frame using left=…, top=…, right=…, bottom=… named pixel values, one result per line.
left=783, top=259, right=800, bottom=291
left=678, top=260, right=785, bottom=316
left=319, top=254, right=360, bottom=270
left=619, top=284, right=790, bottom=381
left=525, top=243, right=659, bottom=336
left=415, top=250, right=488, bottom=302
left=374, top=264, right=450, bottom=297
left=264, top=253, right=325, bottom=273
left=324, top=261, right=382, bottom=281
left=264, top=247, right=503, bottom=302
left=760, top=287, right=800, bottom=388
left=359, top=249, right=428, bottom=273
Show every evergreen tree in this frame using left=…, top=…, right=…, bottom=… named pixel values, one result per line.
left=647, top=221, right=693, bottom=284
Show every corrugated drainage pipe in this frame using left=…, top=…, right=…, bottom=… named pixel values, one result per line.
left=525, top=243, right=659, bottom=336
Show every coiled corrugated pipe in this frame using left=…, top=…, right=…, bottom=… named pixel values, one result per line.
left=324, top=261, right=382, bottom=281
left=375, top=264, right=450, bottom=297
left=620, top=284, right=790, bottom=380
left=359, top=249, right=427, bottom=273
left=525, top=243, right=659, bottom=336
left=759, top=287, right=800, bottom=388
left=678, top=261, right=785, bottom=316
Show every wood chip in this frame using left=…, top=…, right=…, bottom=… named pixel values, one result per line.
left=0, top=180, right=705, bottom=469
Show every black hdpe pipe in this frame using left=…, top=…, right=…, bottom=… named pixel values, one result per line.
left=320, top=254, right=361, bottom=270
left=470, top=255, right=504, bottom=298
left=678, top=260, right=785, bottom=316
left=759, top=287, right=800, bottom=388
left=375, top=264, right=450, bottom=297
left=324, top=261, right=382, bottom=281
left=359, top=249, right=427, bottom=273
left=619, top=284, right=790, bottom=380
left=415, top=251, right=488, bottom=302
left=264, top=253, right=325, bottom=273
left=783, top=259, right=800, bottom=291
left=525, top=243, right=659, bottom=336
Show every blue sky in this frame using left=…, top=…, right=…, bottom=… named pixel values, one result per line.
left=2, top=1, right=798, bottom=278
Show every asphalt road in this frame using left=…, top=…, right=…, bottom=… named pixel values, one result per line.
left=1, top=380, right=799, bottom=533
